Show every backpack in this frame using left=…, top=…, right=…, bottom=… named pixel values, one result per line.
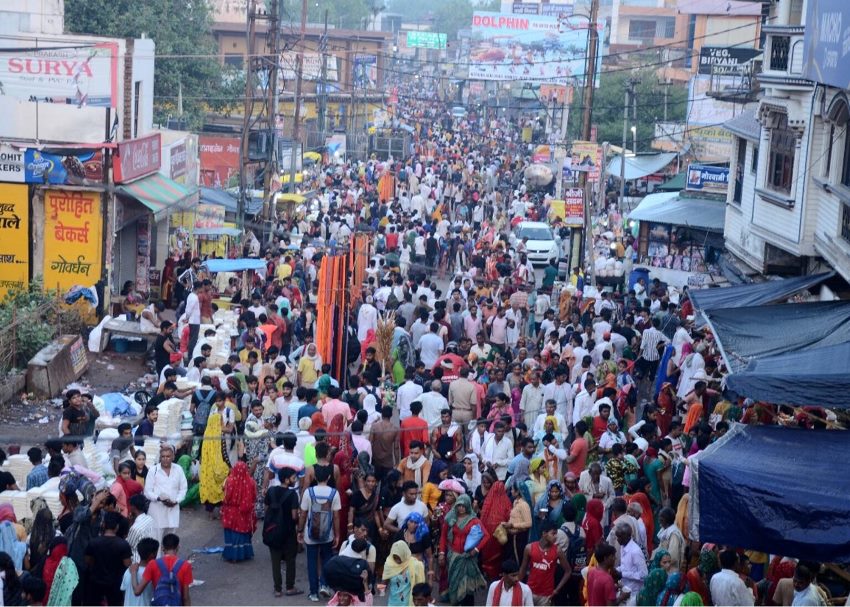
left=562, top=523, right=588, bottom=577
left=262, top=487, right=294, bottom=549
left=151, top=558, right=185, bottom=606
left=307, top=487, right=337, bottom=543
left=323, top=555, right=369, bottom=601
left=193, top=389, right=216, bottom=427
left=385, top=290, right=400, bottom=311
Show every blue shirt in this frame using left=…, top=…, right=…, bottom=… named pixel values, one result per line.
left=26, top=464, right=49, bottom=490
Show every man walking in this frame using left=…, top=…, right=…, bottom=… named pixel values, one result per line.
left=298, top=465, right=340, bottom=602
left=519, top=521, right=570, bottom=605
left=264, top=468, right=302, bottom=597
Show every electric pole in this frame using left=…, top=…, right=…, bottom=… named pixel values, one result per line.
left=288, top=0, right=308, bottom=193
left=317, top=9, right=329, bottom=137
left=238, top=0, right=260, bottom=232
left=262, top=0, right=282, bottom=220
left=619, top=77, right=639, bottom=208
left=579, top=0, right=599, bottom=286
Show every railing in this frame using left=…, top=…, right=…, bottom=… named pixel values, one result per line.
left=769, top=35, right=790, bottom=71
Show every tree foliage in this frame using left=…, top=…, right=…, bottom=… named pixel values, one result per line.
left=567, top=68, right=688, bottom=151
left=386, top=0, right=500, bottom=42
left=65, top=0, right=243, bottom=129
left=282, top=0, right=373, bottom=31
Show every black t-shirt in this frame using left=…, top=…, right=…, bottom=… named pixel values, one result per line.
left=265, top=486, right=299, bottom=535
left=0, top=471, right=16, bottom=490
left=62, top=406, right=87, bottom=437
left=84, top=535, right=132, bottom=586
left=154, top=334, right=171, bottom=371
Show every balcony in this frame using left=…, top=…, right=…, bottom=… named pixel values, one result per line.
left=757, top=28, right=812, bottom=90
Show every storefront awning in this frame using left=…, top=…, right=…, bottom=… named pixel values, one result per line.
left=690, top=271, right=835, bottom=312
left=606, top=152, right=677, bottom=181
left=628, top=192, right=726, bottom=231
left=117, top=174, right=199, bottom=221
left=200, top=187, right=238, bottom=213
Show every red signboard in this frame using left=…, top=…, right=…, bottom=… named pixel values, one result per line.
left=199, top=135, right=240, bottom=188
left=564, top=187, right=584, bottom=227
left=114, top=133, right=162, bottom=183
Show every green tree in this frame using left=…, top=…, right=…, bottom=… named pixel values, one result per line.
left=283, top=0, right=372, bottom=30
left=567, top=68, right=687, bottom=151
left=386, top=0, right=500, bottom=41
left=65, top=0, right=239, bottom=129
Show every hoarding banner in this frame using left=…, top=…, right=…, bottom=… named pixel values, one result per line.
left=803, top=0, right=850, bottom=88
left=698, top=46, right=761, bottom=75
left=0, top=40, right=119, bottom=107
left=170, top=142, right=187, bottom=179
left=564, top=187, right=584, bottom=227
left=570, top=141, right=601, bottom=182
left=280, top=52, right=338, bottom=81
left=688, top=75, right=737, bottom=125
left=43, top=190, right=102, bottom=292
left=114, top=133, right=162, bottom=183
left=24, top=148, right=104, bottom=185
left=532, top=144, right=551, bottom=163
left=512, top=3, right=540, bottom=14
left=0, top=184, right=30, bottom=297
left=0, top=146, right=25, bottom=183
left=406, top=31, right=447, bottom=49
left=540, top=3, right=574, bottom=16
left=195, top=203, right=225, bottom=230
left=199, top=135, right=240, bottom=188
left=686, top=164, right=730, bottom=193
left=469, top=12, right=600, bottom=84
left=353, top=55, right=377, bottom=89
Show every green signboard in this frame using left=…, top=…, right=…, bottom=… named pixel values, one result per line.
left=406, top=31, right=447, bottom=49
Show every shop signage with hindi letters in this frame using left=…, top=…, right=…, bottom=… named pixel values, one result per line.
left=564, top=187, right=584, bottom=226
left=114, top=133, right=162, bottom=183
left=194, top=203, right=225, bottom=230
left=170, top=142, right=187, bottom=179
left=686, top=164, right=730, bottom=193
left=0, top=184, right=30, bottom=297
left=43, top=190, right=102, bottom=292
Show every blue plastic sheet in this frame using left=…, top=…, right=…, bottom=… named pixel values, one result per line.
left=101, top=392, right=133, bottom=417
left=202, top=258, right=266, bottom=273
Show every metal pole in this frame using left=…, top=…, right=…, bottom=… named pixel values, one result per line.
left=288, top=0, right=307, bottom=193
left=317, top=9, right=329, bottom=136
left=578, top=0, right=599, bottom=286
left=238, top=0, right=258, bottom=231
left=632, top=80, right=638, bottom=154
left=263, top=0, right=281, bottom=220
left=619, top=81, right=629, bottom=209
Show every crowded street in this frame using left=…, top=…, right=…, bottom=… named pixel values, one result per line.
left=1, top=0, right=849, bottom=606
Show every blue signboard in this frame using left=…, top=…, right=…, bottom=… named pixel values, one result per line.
left=685, top=164, right=729, bottom=193
left=24, top=148, right=103, bottom=185
left=803, top=0, right=850, bottom=88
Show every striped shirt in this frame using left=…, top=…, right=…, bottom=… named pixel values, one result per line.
left=639, top=327, right=667, bottom=361
left=26, top=465, right=49, bottom=490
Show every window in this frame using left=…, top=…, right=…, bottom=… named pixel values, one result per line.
left=751, top=146, right=759, bottom=174
left=224, top=54, right=244, bottom=69
left=661, top=17, right=676, bottom=39
left=825, top=95, right=850, bottom=186
left=842, top=204, right=850, bottom=244
left=733, top=138, right=747, bottom=204
left=628, top=20, right=656, bottom=40
left=767, top=114, right=795, bottom=194
left=770, top=35, right=790, bottom=71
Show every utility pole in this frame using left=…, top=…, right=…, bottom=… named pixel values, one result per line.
left=619, top=77, right=638, bottom=209
left=579, top=0, right=599, bottom=286
left=632, top=80, right=638, bottom=154
left=288, top=0, right=307, bottom=194
left=262, top=0, right=282, bottom=220
left=238, top=0, right=260, bottom=231
left=317, top=10, right=329, bottom=137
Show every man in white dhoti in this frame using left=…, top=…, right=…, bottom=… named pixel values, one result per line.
left=143, top=444, right=187, bottom=542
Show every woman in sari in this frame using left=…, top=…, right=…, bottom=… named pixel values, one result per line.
left=333, top=429, right=356, bottom=535
left=422, top=460, right=448, bottom=512
left=638, top=549, right=671, bottom=606
left=438, top=494, right=487, bottom=605
left=531, top=480, right=565, bottom=542
left=504, top=479, right=532, bottom=564
left=473, top=471, right=494, bottom=514
left=479, top=479, right=512, bottom=580
left=377, top=470, right=404, bottom=580
left=110, top=461, right=144, bottom=517
left=161, top=257, right=176, bottom=306
left=200, top=410, right=232, bottom=519
left=527, top=458, right=548, bottom=505
left=221, top=461, right=256, bottom=562
left=626, top=479, right=656, bottom=552
left=582, top=498, right=605, bottom=552
left=571, top=493, right=587, bottom=527
left=686, top=549, right=719, bottom=606
left=349, top=472, right=380, bottom=541
left=243, top=416, right=273, bottom=517
left=177, top=453, right=201, bottom=507
left=679, top=591, right=705, bottom=606
left=658, top=571, right=689, bottom=606
left=0, top=516, right=26, bottom=572
left=45, top=537, right=78, bottom=607
left=383, top=540, right=426, bottom=607
left=395, top=511, right=433, bottom=586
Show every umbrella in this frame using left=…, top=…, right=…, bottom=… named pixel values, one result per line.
left=280, top=172, right=303, bottom=184
left=277, top=193, right=305, bottom=204
left=304, top=151, right=322, bottom=162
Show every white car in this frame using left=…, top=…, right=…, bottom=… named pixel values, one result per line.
left=451, top=106, right=467, bottom=119
left=513, top=221, right=560, bottom=265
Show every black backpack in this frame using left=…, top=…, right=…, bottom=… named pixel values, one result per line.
left=323, top=555, right=369, bottom=601
left=262, top=487, right=295, bottom=549
left=192, top=389, right=216, bottom=428
left=563, top=522, right=588, bottom=577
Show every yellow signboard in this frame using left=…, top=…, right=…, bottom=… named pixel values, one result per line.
left=43, top=190, right=103, bottom=292
left=0, top=184, right=30, bottom=298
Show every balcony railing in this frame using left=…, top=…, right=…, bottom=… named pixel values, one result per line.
left=769, top=35, right=790, bottom=71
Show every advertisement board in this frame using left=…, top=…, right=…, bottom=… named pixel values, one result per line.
left=564, top=187, right=584, bottom=227
left=24, top=148, right=104, bottom=185
left=0, top=146, right=25, bottom=183
left=803, top=0, right=850, bottom=88
left=0, top=184, right=30, bottom=297
left=406, top=31, right=447, bottom=49
left=688, top=76, right=737, bottom=125
left=532, top=144, right=552, bottom=163
left=570, top=141, right=601, bottom=182
left=540, top=3, right=574, bottom=17
left=170, top=142, right=187, bottom=180
left=686, top=164, right=730, bottom=194
left=195, top=204, right=226, bottom=230
left=0, top=40, right=119, bottom=107
left=199, top=135, right=240, bottom=188
left=42, top=190, right=102, bottom=292
left=512, top=3, right=540, bottom=14
left=698, top=46, right=761, bottom=75
left=469, top=12, right=601, bottom=84
left=114, top=133, right=162, bottom=183
left=353, top=55, right=377, bottom=89
left=280, top=52, right=338, bottom=82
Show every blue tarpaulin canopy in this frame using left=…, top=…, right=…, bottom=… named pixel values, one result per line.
left=628, top=192, right=726, bottom=231
left=690, top=272, right=834, bottom=312
left=606, top=152, right=677, bottom=181
left=200, top=187, right=238, bottom=212
left=726, top=341, right=850, bottom=407
left=690, top=424, right=850, bottom=562
left=202, top=258, right=265, bottom=273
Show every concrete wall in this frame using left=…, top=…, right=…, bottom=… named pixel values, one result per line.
left=0, top=0, right=63, bottom=36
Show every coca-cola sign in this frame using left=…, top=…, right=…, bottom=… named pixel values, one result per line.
left=115, top=133, right=162, bottom=183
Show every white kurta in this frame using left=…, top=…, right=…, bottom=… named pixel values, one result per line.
left=144, top=463, right=188, bottom=530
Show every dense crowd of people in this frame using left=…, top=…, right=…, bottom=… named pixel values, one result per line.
left=0, top=82, right=838, bottom=607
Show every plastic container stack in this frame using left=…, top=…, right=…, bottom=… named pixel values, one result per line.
left=3, top=454, right=34, bottom=488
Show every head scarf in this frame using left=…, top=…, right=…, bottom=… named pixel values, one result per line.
left=438, top=479, right=465, bottom=495
left=382, top=539, right=426, bottom=605
left=402, top=512, right=430, bottom=543
left=428, top=459, right=448, bottom=485
left=327, top=414, right=347, bottom=452
left=0, top=503, right=15, bottom=523
left=529, top=457, right=546, bottom=476
left=445, top=493, right=474, bottom=530
left=544, top=415, right=559, bottom=432
left=0, top=520, right=26, bottom=571
left=639, top=550, right=670, bottom=607
left=571, top=493, right=587, bottom=524
left=199, top=411, right=231, bottom=505
left=221, top=461, right=257, bottom=534
left=698, top=548, right=720, bottom=578
left=658, top=571, right=687, bottom=606
left=511, top=455, right=531, bottom=485
left=480, top=480, right=511, bottom=533
left=679, top=591, right=705, bottom=606
left=581, top=498, right=604, bottom=551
